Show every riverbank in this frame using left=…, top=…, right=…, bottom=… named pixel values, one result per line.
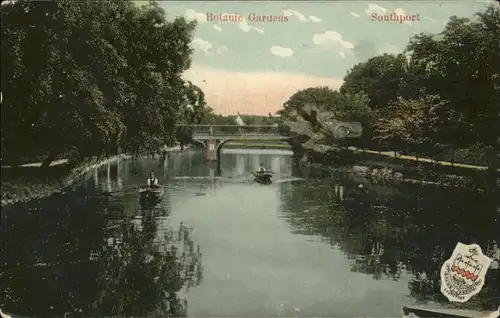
left=1, top=154, right=131, bottom=207
left=1, top=145, right=183, bottom=207
left=346, top=146, right=497, bottom=171
left=295, top=141, right=499, bottom=189
left=298, top=160, right=497, bottom=192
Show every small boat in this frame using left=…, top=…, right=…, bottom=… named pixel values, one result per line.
left=402, top=305, right=500, bottom=318
left=139, top=186, right=164, bottom=205
left=253, top=171, right=273, bottom=185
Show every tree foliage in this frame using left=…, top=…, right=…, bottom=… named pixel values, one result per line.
left=405, top=7, right=500, bottom=149
left=365, top=6, right=498, bottom=154
left=281, top=86, right=338, bottom=114
left=373, top=95, right=450, bottom=153
left=1, top=0, right=207, bottom=165
left=341, top=53, right=411, bottom=110
left=280, top=87, right=372, bottom=148
left=280, top=5, right=500, bottom=171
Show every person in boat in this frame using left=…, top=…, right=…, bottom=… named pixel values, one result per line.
left=147, top=172, right=160, bottom=188
left=255, top=164, right=272, bottom=184
left=257, top=164, right=267, bottom=173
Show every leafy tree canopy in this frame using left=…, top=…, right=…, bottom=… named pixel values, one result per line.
left=1, top=0, right=207, bottom=165
left=279, top=5, right=500, bottom=171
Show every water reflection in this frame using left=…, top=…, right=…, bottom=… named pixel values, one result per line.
left=2, top=150, right=498, bottom=316
left=0, top=160, right=203, bottom=317
left=220, top=149, right=293, bottom=178
left=278, top=178, right=499, bottom=310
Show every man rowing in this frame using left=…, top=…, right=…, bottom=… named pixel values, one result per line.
left=147, top=172, right=160, bottom=188
left=254, top=163, right=272, bottom=184
left=258, top=163, right=267, bottom=173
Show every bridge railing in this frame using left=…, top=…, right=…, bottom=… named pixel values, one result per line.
left=182, top=125, right=282, bottom=136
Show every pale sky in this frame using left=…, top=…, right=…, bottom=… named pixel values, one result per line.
left=139, top=1, right=495, bottom=115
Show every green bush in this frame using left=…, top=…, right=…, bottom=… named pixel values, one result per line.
left=453, top=146, right=491, bottom=167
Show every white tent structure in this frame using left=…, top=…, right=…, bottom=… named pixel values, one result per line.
left=235, top=113, right=245, bottom=126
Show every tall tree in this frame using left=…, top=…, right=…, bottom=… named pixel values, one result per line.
left=406, top=5, right=500, bottom=173
left=281, top=86, right=338, bottom=115
left=373, top=95, right=450, bottom=155
left=340, top=54, right=410, bottom=110
left=0, top=0, right=206, bottom=165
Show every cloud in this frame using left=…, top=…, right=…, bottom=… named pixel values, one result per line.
left=216, top=45, right=228, bottom=55
left=184, top=9, right=207, bottom=24
left=309, top=15, right=322, bottom=22
left=270, top=46, right=294, bottom=58
left=213, top=24, right=222, bottom=32
left=183, top=65, right=343, bottom=115
left=364, top=3, right=388, bottom=16
left=283, top=9, right=308, bottom=21
left=192, top=38, right=213, bottom=55
left=192, top=38, right=227, bottom=56
left=423, top=16, right=436, bottom=22
left=350, top=12, right=360, bottom=18
left=312, top=31, right=354, bottom=59
left=282, top=10, right=321, bottom=22
left=394, top=8, right=412, bottom=25
left=238, top=19, right=264, bottom=34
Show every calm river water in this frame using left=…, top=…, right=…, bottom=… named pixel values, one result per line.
left=1, top=149, right=498, bottom=317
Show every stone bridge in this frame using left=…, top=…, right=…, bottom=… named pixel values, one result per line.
left=178, top=124, right=290, bottom=161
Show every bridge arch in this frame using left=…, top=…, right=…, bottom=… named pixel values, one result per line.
left=191, top=139, right=206, bottom=149
left=215, top=139, right=231, bottom=154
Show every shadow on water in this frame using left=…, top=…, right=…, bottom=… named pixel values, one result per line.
left=0, top=161, right=203, bottom=317
left=278, top=177, right=499, bottom=310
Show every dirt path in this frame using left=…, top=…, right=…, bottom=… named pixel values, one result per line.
left=347, top=147, right=497, bottom=171
left=1, top=159, right=69, bottom=169
left=1, top=145, right=186, bottom=169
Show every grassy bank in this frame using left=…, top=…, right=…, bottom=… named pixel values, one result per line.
left=298, top=147, right=499, bottom=191
left=1, top=145, right=188, bottom=206
left=1, top=155, right=132, bottom=206
left=342, top=148, right=499, bottom=183
left=2, top=164, right=73, bottom=202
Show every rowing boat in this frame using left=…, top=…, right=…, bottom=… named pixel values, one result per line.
left=139, top=187, right=164, bottom=197
left=253, top=171, right=272, bottom=185
left=139, top=186, right=164, bottom=205
left=402, top=305, right=500, bottom=318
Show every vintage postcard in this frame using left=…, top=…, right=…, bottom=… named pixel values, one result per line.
left=1, top=0, right=499, bottom=317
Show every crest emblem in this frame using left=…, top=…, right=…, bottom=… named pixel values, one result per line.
left=440, top=242, right=492, bottom=302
